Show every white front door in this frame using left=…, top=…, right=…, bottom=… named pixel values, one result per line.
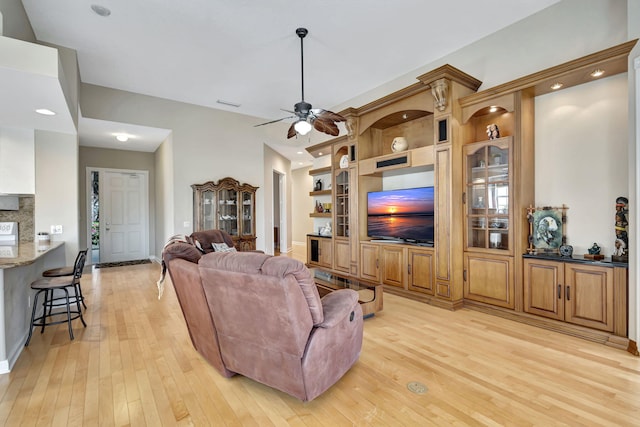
left=100, top=170, right=149, bottom=263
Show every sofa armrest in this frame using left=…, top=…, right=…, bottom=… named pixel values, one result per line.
left=317, top=289, right=359, bottom=328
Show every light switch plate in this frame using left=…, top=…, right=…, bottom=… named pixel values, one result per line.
left=50, top=225, right=63, bottom=234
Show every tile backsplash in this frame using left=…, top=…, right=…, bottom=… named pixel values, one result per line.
left=0, top=196, right=34, bottom=241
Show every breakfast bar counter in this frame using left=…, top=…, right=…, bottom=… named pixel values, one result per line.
left=0, top=241, right=65, bottom=373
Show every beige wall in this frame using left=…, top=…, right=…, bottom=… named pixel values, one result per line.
left=79, top=146, right=157, bottom=258
left=79, top=83, right=279, bottom=256
left=35, top=131, right=79, bottom=263
left=0, top=0, right=36, bottom=41
left=263, top=145, right=292, bottom=254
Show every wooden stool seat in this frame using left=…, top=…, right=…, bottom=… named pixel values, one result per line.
left=42, top=266, right=74, bottom=277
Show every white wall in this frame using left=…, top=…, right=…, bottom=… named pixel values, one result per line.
left=333, top=0, right=628, bottom=113
left=628, top=0, right=640, bottom=347
left=535, top=73, right=628, bottom=255
left=34, top=130, right=79, bottom=262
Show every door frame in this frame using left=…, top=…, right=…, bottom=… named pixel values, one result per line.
left=85, top=167, right=150, bottom=265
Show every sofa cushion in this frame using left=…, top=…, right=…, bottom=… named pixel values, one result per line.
left=191, top=230, right=235, bottom=254
left=162, top=241, right=202, bottom=264
left=198, top=252, right=324, bottom=325
left=212, top=242, right=237, bottom=252
left=261, top=257, right=323, bottom=325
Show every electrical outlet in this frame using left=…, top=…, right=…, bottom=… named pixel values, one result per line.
left=50, top=225, right=63, bottom=234
left=183, top=221, right=190, bottom=228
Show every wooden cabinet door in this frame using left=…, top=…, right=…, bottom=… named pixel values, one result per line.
left=360, top=243, right=380, bottom=282
left=408, top=248, right=434, bottom=295
left=565, top=264, right=614, bottom=332
left=464, top=253, right=514, bottom=309
left=319, top=238, right=333, bottom=268
left=381, top=245, right=405, bottom=288
left=523, top=259, right=564, bottom=321
left=334, top=239, right=350, bottom=272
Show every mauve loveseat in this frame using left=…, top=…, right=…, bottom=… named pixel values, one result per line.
left=161, top=233, right=363, bottom=401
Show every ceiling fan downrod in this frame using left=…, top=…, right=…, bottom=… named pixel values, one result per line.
left=296, top=27, right=308, bottom=103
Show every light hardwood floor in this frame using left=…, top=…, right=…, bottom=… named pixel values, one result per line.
left=1, top=254, right=639, bottom=426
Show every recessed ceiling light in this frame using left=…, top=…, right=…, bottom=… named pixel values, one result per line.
left=489, top=106, right=498, bottom=113
left=35, top=108, right=56, bottom=116
left=318, top=152, right=323, bottom=156
left=91, top=4, right=111, bottom=17
left=115, top=134, right=129, bottom=142
left=297, top=151, right=303, bottom=154
left=590, top=69, right=605, bottom=78
left=550, top=82, right=564, bottom=90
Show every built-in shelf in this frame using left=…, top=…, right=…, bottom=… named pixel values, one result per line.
left=308, top=166, right=331, bottom=176
left=309, top=190, right=332, bottom=196
left=310, top=213, right=331, bottom=218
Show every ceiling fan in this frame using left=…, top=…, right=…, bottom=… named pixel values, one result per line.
left=255, top=28, right=345, bottom=139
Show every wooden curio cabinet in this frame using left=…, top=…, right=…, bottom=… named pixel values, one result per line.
left=463, top=137, right=512, bottom=253
left=460, top=91, right=534, bottom=311
left=192, top=177, right=258, bottom=251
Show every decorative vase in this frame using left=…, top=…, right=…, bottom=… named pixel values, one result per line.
left=314, top=179, right=322, bottom=191
left=391, top=137, right=408, bottom=153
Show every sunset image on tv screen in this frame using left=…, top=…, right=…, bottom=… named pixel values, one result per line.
left=367, top=187, right=434, bottom=216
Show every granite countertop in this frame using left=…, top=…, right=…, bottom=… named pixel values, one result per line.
left=0, top=241, right=64, bottom=269
left=523, top=252, right=629, bottom=268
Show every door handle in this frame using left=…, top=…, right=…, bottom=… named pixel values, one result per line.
left=566, top=286, right=570, bottom=301
left=558, top=284, right=561, bottom=299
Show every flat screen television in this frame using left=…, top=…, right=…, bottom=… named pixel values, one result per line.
left=367, top=187, right=435, bottom=243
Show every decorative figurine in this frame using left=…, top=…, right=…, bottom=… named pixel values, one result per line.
left=486, top=124, right=500, bottom=140
left=584, top=242, right=604, bottom=260
left=314, top=179, right=323, bottom=191
left=588, top=243, right=601, bottom=255
left=613, top=196, right=628, bottom=262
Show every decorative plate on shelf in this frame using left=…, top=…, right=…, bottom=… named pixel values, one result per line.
left=559, top=244, right=573, bottom=257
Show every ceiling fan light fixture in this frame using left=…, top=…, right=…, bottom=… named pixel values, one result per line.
left=294, top=119, right=312, bottom=135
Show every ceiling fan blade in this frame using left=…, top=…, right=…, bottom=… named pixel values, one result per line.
left=313, top=117, right=340, bottom=136
left=287, top=123, right=297, bottom=139
left=280, top=108, right=296, bottom=115
left=312, top=109, right=346, bottom=122
left=254, top=115, right=296, bottom=127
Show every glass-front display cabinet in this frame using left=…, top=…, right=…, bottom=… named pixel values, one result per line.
left=334, top=169, right=349, bottom=238
left=192, top=177, right=258, bottom=251
left=464, top=137, right=511, bottom=252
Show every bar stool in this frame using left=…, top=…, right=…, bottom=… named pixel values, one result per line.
left=25, top=250, right=87, bottom=346
left=42, top=249, right=88, bottom=309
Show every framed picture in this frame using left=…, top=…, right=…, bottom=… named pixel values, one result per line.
left=527, top=205, right=568, bottom=253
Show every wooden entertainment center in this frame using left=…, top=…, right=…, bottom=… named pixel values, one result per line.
left=306, top=41, right=636, bottom=351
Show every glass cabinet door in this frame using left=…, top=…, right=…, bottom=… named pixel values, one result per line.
left=335, top=170, right=349, bottom=237
left=465, top=142, right=510, bottom=251
left=202, top=190, right=216, bottom=230
left=218, top=187, right=238, bottom=236
left=241, top=191, right=254, bottom=236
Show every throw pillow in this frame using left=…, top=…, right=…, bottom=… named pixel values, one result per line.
left=194, top=239, right=205, bottom=253
left=212, top=242, right=237, bottom=252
